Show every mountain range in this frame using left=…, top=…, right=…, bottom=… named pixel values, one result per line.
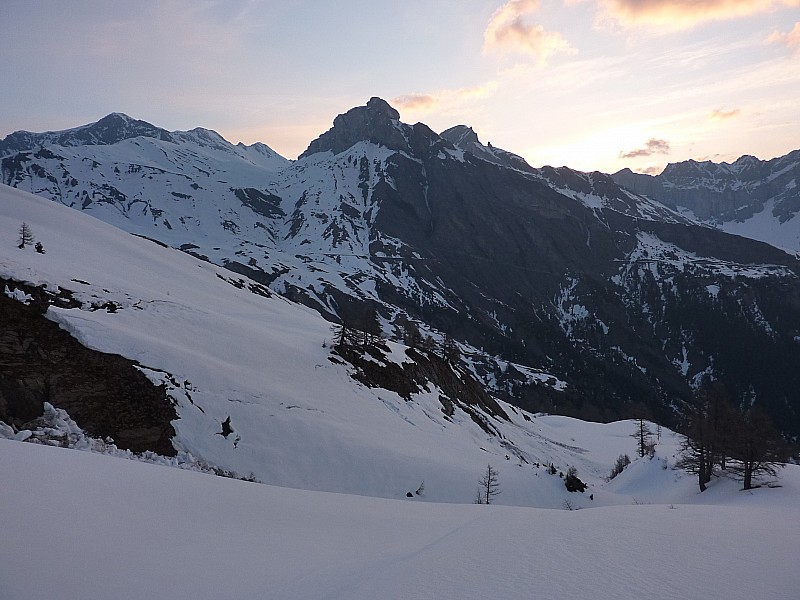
left=2, top=98, right=800, bottom=439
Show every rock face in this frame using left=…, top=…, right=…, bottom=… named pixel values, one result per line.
left=0, top=279, right=177, bottom=455
left=300, top=97, right=407, bottom=158
left=440, top=125, right=535, bottom=173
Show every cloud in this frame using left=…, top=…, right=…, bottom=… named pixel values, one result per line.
left=483, top=0, right=576, bottom=63
left=392, top=94, right=437, bottom=111
left=709, top=107, right=741, bottom=121
left=596, top=0, right=800, bottom=31
left=639, top=165, right=663, bottom=175
left=393, top=84, right=498, bottom=115
left=768, top=22, right=800, bottom=51
left=620, top=138, right=671, bottom=159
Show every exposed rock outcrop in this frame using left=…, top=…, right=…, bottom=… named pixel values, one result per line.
left=0, top=278, right=177, bottom=455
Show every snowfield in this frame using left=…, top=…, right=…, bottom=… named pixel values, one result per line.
left=1, top=439, right=799, bottom=600
left=2, top=183, right=800, bottom=598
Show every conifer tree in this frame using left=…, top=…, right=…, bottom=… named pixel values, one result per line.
left=17, top=222, right=34, bottom=249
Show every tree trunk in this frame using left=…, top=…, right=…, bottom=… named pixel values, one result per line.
left=743, top=461, right=753, bottom=490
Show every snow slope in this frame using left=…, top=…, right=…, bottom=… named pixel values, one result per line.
left=716, top=199, right=800, bottom=257
left=2, top=438, right=799, bottom=600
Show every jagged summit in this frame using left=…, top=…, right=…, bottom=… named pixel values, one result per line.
left=365, top=96, right=401, bottom=120
left=299, top=97, right=410, bottom=159
left=440, top=124, right=480, bottom=147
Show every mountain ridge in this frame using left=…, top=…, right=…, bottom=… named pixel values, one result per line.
left=612, top=151, right=800, bottom=254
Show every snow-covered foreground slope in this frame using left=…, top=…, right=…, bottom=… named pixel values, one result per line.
left=2, top=439, right=799, bottom=600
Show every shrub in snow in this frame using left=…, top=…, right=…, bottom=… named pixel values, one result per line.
left=608, top=454, right=631, bottom=481
left=565, top=466, right=587, bottom=493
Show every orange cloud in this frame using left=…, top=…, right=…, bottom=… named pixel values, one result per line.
left=597, top=0, right=800, bottom=31
left=620, top=138, right=671, bottom=159
left=639, top=165, right=663, bottom=175
left=393, top=84, right=498, bottom=115
left=392, top=94, right=437, bottom=111
left=709, top=107, right=741, bottom=121
left=768, top=22, right=800, bottom=51
left=484, top=0, right=576, bottom=62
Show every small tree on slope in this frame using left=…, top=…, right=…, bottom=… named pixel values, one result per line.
left=631, top=418, right=654, bottom=458
left=475, top=464, right=500, bottom=504
left=17, top=222, right=34, bottom=249
left=728, top=407, right=788, bottom=490
left=678, top=384, right=731, bottom=492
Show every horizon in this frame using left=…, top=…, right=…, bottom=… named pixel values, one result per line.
left=3, top=103, right=794, bottom=177
left=2, top=0, right=799, bottom=174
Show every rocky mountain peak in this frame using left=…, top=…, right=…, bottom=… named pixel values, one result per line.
left=365, top=96, right=401, bottom=120
left=613, top=149, right=800, bottom=228
left=440, top=125, right=479, bottom=147
left=86, top=113, right=175, bottom=145
left=298, top=97, right=409, bottom=159
left=441, top=124, right=534, bottom=172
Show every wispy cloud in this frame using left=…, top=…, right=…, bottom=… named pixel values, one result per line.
left=392, top=94, right=437, bottom=111
left=596, top=0, right=800, bottom=31
left=483, top=0, right=576, bottom=63
left=620, top=138, right=671, bottom=158
left=768, top=22, right=800, bottom=52
left=709, top=107, right=741, bottom=121
left=393, top=84, right=498, bottom=115
left=639, top=165, right=663, bottom=175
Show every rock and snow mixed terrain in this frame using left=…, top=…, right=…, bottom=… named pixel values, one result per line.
left=613, top=151, right=800, bottom=255
left=0, top=184, right=643, bottom=503
left=3, top=100, right=800, bottom=434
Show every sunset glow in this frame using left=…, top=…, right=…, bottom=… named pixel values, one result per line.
left=2, top=0, right=798, bottom=174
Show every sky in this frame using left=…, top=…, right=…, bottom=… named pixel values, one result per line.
left=1, top=0, right=799, bottom=174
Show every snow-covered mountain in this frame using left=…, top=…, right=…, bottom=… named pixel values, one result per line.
left=613, top=152, right=800, bottom=254
left=3, top=100, right=800, bottom=439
